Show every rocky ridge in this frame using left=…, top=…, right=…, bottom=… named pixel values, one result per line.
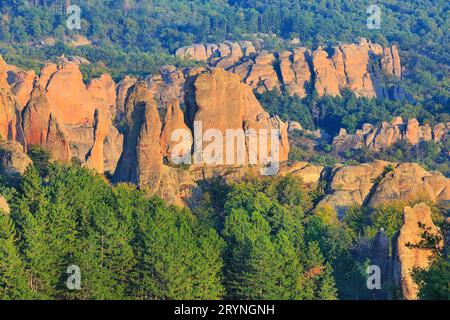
left=332, top=117, right=449, bottom=155
left=176, top=38, right=404, bottom=99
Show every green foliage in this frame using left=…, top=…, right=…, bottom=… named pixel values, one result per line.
left=413, top=258, right=450, bottom=300
left=0, top=213, right=31, bottom=299
left=26, top=145, right=51, bottom=177
left=222, top=176, right=337, bottom=300
left=410, top=221, right=450, bottom=300
left=1, top=163, right=224, bottom=300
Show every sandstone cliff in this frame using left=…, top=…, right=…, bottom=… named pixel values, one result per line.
left=332, top=117, right=449, bottom=155
left=176, top=38, right=404, bottom=100
left=0, top=54, right=447, bottom=211
left=393, top=203, right=442, bottom=300
left=317, top=161, right=450, bottom=216
left=187, top=68, right=289, bottom=164
left=8, top=60, right=124, bottom=174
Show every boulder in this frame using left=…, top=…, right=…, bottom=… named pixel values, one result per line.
left=368, top=163, right=450, bottom=207
left=0, top=140, right=32, bottom=183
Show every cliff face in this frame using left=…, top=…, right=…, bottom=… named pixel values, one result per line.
left=2, top=54, right=292, bottom=205
left=0, top=49, right=447, bottom=208
left=0, top=57, right=24, bottom=146
left=176, top=38, right=404, bottom=100
left=393, top=203, right=443, bottom=300
left=187, top=68, right=289, bottom=164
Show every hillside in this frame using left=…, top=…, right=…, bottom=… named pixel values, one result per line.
left=0, top=0, right=448, bottom=302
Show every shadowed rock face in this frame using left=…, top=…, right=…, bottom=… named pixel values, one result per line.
left=0, top=140, right=32, bottom=183
left=0, top=58, right=24, bottom=147
left=393, top=203, right=442, bottom=300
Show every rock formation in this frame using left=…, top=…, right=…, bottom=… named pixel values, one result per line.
left=175, top=41, right=256, bottom=67
left=393, top=203, right=442, bottom=300
left=0, top=49, right=447, bottom=211
left=10, top=70, right=36, bottom=110
left=187, top=68, right=289, bottom=164
left=332, top=117, right=449, bottom=155
left=317, top=160, right=390, bottom=217
left=0, top=195, right=10, bottom=214
left=317, top=161, right=450, bottom=217
left=0, top=58, right=24, bottom=146
left=22, top=84, right=71, bottom=161
left=160, top=99, right=192, bottom=160
left=176, top=38, right=404, bottom=100
left=279, top=161, right=324, bottom=186
left=0, top=140, right=32, bottom=183
left=115, top=75, right=137, bottom=125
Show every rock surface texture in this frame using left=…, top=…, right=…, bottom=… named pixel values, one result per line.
left=393, top=203, right=442, bottom=300
left=176, top=38, right=404, bottom=100
left=332, top=117, right=449, bottom=155
left=0, top=42, right=447, bottom=209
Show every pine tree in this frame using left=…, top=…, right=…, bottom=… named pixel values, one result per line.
left=11, top=165, right=56, bottom=298
left=273, top=231, right=304, bottom=299
left=223, top=209, right=281, bottom=299
left=303, top=242, right=337, bottom=300
left=0, top=213, right=31, bottom=299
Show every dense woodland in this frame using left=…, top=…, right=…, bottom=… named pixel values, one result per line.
left=0, top=148, right=448, bottom=300
left=0, top=1, right=449, bottom=300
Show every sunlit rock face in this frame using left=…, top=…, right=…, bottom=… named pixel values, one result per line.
left=175, top=38, right=403, bottom=100
left=393, top=203, right=442, bottom=300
